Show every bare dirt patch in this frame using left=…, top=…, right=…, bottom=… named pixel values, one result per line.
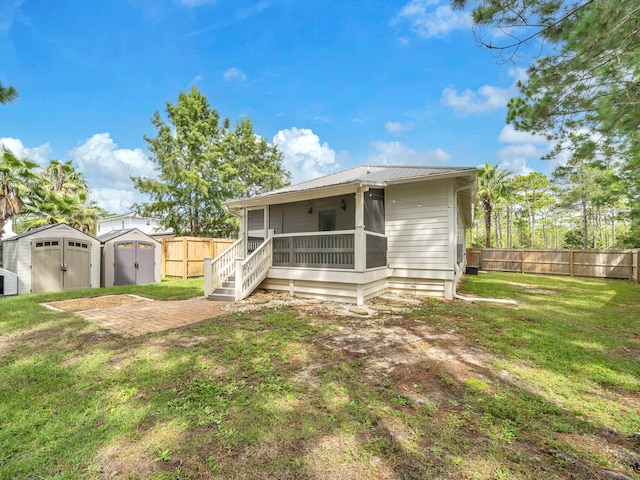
left=43, top=294, right=151, bottom=312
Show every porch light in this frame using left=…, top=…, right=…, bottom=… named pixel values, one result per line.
left=340, top=199, right=346, bottom=210
left=307, top=203, right=313, bottom=214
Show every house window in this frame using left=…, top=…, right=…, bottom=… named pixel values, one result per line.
left=319, top=210, right=337, bottom=231
left=146, top=220, right=151, bottom=226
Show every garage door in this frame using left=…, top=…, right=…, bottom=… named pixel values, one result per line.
left=31, top=238, right=91, bottom=293
left=114, top=241, right=156, bottom=286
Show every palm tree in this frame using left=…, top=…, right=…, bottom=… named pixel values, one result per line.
left=477, top=162, right=511, bottom=248
left=20, top=159, right=99, bottom=233
left=0, top=83, right=18, bottom=104
left=0, top=147, right=37, bottom=237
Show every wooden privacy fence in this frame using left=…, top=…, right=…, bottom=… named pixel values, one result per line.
left=162, top=237, right=234, bottom=279
left=467, top=248, right=640, bottom=282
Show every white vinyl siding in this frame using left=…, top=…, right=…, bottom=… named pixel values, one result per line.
left=386, top=180, right=452, bottom=270
left=261, top=267, right=388, bottom=304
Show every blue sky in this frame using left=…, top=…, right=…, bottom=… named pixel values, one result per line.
left=1, top=0, right=554, bottom=213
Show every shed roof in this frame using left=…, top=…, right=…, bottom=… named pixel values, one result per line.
left=2, top=223, right=98, bottom=242
left=97, top=228, right=160, bottom=243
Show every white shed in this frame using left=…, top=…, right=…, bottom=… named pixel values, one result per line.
left=1, top=224, right=101, bottom=294
left=0, top=267, right=18, bottom=296
left=98, top=229, right=161, bottom=287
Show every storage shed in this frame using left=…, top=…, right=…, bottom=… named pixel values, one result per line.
left=0, top=224, right=101, bottom=294
left=98, top=228, right=161, bottom=287
left=0, top=267, right=18, bottom=296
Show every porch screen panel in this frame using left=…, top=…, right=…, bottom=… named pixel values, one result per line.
left=364, top=188, right=385, bottom=234
left=269, top=205, right=283, bottom=234
left=366, top=234, right=387, bottom=269
left=247, top=209, right=264, bottom=231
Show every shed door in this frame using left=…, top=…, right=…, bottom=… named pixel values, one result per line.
left=63, top=240, right=92, bottom=290
left=114, top=241, right=156, bottom=285
left=134, top=242, right=156, bottom=285
left=31, top=239, right=64, bottom=293
left=114, top=242, right=136, bottom=286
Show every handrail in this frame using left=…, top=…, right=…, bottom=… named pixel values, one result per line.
left=203, top=239, right=243, bottom=297
left=236, top=236, right=273, bottom=301
left=273, top=230, right=356, bottom=238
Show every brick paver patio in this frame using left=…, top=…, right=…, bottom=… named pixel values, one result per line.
left=76, top=297, right=228, bottom=336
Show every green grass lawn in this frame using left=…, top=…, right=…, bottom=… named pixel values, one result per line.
left=1, top=273, right=639, bottom=479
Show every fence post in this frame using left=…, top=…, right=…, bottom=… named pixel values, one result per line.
left=161, top=239, right=167, bottom=278
left=521, top=249, right=525, bottom=274
left=570, top=250, right=575, bottom=277
left=203, top=257, right=212, bottom=297
left=182, top=237, right=188, bottom=279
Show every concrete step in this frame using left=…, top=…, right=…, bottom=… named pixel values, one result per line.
left=214, top=287, right=235, bottom=295
left=208, top=293, right=234, bottom=302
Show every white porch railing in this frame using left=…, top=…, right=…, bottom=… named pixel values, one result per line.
left=203, top=239, right=243, bottom=297
left=272, top=231, right=355, bottom=269
left=235, top=236, right=273, bottom=301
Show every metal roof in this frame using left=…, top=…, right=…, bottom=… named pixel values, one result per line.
left=225, top=165, right=477, bottom=207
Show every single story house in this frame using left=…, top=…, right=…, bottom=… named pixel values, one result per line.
left=204, top=165, right=477, bottom=305
left=1, top=223, right=101, bottom=294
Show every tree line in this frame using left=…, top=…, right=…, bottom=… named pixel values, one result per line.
left=474, top=161, right=634, bottom=250
left=455, top=0, right=640, bottom=248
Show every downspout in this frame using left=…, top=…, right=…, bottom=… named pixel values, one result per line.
left=453, top=183, right=516, bottom=305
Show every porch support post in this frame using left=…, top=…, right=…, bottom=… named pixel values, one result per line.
left=203, top=257, right=212, bottom=297
left=239, top=207, right=247, bottom=258
left=234, top=257, right=243, bottom=302
left=354, top=186, right=367, bottom=272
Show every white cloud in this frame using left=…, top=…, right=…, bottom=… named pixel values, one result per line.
left=442, top=85, right=511, bottom=114
left=367, top=141, right=451, bottom=165
left=272, top=127, right=339, bottom=183
left=223, top=67, right=247, bottom=82
left=498, top=125, right=548, bottom=145
left=496, top=158, right=532, bottom=177
left=89, top=188, right=138, bottom=216
left=0, top=137, right=51, bottom=165
left=442, top=68, right=526, bottom=115
left=496, top=124, right=557, bottom=174
left=68, top=133, right=156, bottom=213
left=393, top=0, right=471, bottom=38
left=385, top=121, right=414, bottom=134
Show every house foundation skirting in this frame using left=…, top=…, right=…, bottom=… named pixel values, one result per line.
left=259, top=266, right=455, bottom=304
